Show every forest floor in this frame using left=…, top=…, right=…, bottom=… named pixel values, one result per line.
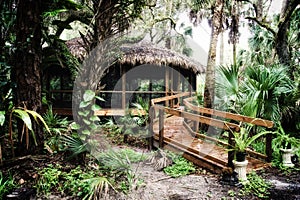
left=2, top=148, right=300, bottom=199
left=1, top=135, right=300, bottom=200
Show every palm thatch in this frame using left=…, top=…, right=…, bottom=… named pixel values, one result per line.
left=119, top=44, right=205, bottom=74
left=66, top=37, right=205, bottom=74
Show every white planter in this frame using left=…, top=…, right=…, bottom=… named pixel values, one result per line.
left=280, top=148, right=294, bottom=167
left=233, top=159, right=248, bottom=182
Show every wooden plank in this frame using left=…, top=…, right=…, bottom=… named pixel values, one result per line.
left=98, top=90, right=171, bottom=94
left=157, top=135, right=227, bottom=166
left=161, top=106, right=240, bottom=131
left=93, top=108, right=146, bottom=116
left=183, top=122, right=230, bottom=147
left=184, top=96, right=274, bottom=128
left=94, top=109, right=125, bottom=116
left=159, top=109, right=164, bottom=148
left=151, top=92, right=192, bottom=106
left=153, top=140, right=225, bottom=174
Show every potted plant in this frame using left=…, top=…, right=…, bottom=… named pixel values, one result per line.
left=229, top=126, right=272, bottom=181
left=273, top=123, right=300, bottom=167
left=230, top=126, right=271, bottom=161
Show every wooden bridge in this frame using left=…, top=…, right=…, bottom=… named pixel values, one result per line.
left=49, top=90, right=274, bottom=173
left=149, top=92, right=274, bottom=173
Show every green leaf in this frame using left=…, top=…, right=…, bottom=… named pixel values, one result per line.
left=91, top=104, right=101, bottom=111
left=0, top=111, right=5, bottom=126
left=79, top=101, right=90, bottom=108
left=70, top=122, right=81, bottom=130
left=78, top=110, right=89, bottom=117
left=90, top=115, right=100, bottom=122
left=83, top=119, right=91, bottom=125
left=82, top=129, right=90, bottom=135
left=26, top=109, right=51, bottom=133
left=89, top=123, right=98, bottom=130
left=13, top=109, right=32, bottom=131
left=95, top=96, right=105, bottom=101
left=31, top=130, right=38, bottom=146
left=83, top=90, right=95, bottom=102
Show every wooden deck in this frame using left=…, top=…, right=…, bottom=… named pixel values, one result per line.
left=152, top=115, right=271, bottom=173
left=52, top=108, right=145, bottom=116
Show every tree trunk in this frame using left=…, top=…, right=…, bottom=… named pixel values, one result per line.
left=203, top=0, right=224, bottom=108
left=13, top=0, right=43, bottom=156
left=275, top=0, right=295, bottom=72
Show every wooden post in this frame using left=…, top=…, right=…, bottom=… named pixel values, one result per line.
left=165, top=67, right=169, bottom=106
left=159, top=108, right=164, bottom=148
left=189, top=73, right=193, bottom=95
left=122, top=65, right=126, bottom=110
left=149, top=80, right=152, bottom=102
left=266, top=133, right=272, bottom=162
left=148, top=106, right=154, bottom=150
left=228, top=131, right=235, bottom=168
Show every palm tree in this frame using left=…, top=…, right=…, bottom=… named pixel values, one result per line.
left=240, top=64, right=294, bottom=121
left=190, top=0, right=225, bottom=108
left=215, top=64, right=240, bottom=112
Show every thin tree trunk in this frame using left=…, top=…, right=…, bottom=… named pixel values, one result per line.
left=219, top=31, right=224, bottom=65
left=14, top=0, right=43, bottom=155
left=203, top=0, right=224, bottom=108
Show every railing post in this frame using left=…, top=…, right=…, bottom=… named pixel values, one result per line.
left=148, top=106, right=154, bottom=151
left=159, top=108, right=164, bottom=148
left=266, top=132, right=272, bottom=162
left=228, top=131, right=235, bottom=169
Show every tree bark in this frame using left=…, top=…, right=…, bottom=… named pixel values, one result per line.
left=275, top=0, right=299, bottom=74
left=204, top=0, right=224, bottom=108
left=14, top=0, right=43, bottom=155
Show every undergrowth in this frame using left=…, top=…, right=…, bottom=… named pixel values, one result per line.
left=0, top=172, right=15, bottom=199
left=163, top=155, right=195, bottom=177
left=239, top=172, right=271, bottom=199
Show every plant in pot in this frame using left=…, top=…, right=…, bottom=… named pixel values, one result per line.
left=229, top=126, right=272, bottom=181
left=273, top=123, right=300, bottom=167
left=230, top=126, right=271, bottom=161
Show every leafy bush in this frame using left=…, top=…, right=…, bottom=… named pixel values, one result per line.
left=96, top=148, right=146, bottom=193
left=0, top=172, right=15, bottom=199
left=163, top=156, right=195, bottom=177
left=35, top=164, right=112, bottom=199
left=239, top=172, right=271, bottom=199
left=43, top=105, right=69, bottom=135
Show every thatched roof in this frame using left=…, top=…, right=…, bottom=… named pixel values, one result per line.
left=66, top=37, right=205, bottom=74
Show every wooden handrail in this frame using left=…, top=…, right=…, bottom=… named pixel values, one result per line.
left=153, top=105, right=240, bottom=131
left=151, top=92, right=192, bottom=106
left=183, top=96, right=274, bottom=128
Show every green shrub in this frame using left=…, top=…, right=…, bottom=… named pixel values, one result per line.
left=163, top=156, right=195, bottom=177
left=239, top=172, right=271, bottom=199
left=0, top=172, right=15, bottom=199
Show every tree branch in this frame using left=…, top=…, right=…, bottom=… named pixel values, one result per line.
left=236, top=0, right=258, bottom=17
left=245, top=16, right=276, bottom=35
left=278, top=0, right=300, bottom=31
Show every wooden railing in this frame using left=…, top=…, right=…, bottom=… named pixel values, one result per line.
left=149, top=93, right=274, bottom=167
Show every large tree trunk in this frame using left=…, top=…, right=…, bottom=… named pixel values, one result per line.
left=275, top=0, right=298, bottom=74
left=203, top=0, right=224, bottom=108
left=14, top=0, right=43, bottom=156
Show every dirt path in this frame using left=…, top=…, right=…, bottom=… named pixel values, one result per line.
left=115, top=162, right=242, bottom=200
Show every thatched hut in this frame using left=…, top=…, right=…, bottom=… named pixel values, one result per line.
left=45, top=38, right=205, bottom=116
left=99, top=44, right=205, bottom=112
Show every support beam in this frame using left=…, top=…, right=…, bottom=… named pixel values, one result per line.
left=122, top=65, right=126, bottom=110
left=165, top=67, right=169, bottom=106
left=159, top=109, right=164, bottom=148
